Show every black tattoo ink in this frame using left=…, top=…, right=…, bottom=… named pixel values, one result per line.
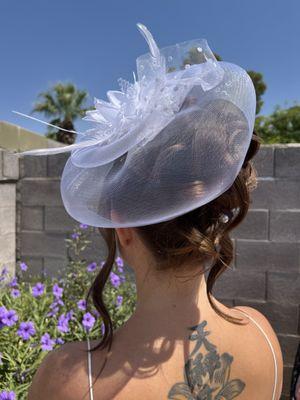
left=168, top=320, right=245, bottom=399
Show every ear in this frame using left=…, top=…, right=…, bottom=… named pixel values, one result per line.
left=111, top=209, right=133, bottom=248
left=115, top=227, right=133, bottom=248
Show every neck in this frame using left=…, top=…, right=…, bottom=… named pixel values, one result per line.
left=128, top=259, right=215, bottom=331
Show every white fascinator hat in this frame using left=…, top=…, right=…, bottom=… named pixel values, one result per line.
left=15, top=23, right=256, bottom=228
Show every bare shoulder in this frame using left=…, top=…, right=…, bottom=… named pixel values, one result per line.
left=28, top=340, right=91, bottom=400
left=234, top=305, right=284, bottom=395
left=233, top=305, right=283, bottom=357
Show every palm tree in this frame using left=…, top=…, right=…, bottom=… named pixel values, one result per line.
left=32, top=82, right=91, bottom=144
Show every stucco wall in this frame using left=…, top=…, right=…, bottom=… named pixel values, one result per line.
left=0, top=149, right=19, bottom=274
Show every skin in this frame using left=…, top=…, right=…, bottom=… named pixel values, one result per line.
left=28, top=227, right=283, bottom=400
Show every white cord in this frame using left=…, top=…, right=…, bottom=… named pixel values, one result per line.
left=236, top=308, right=278, bottom=400
left=87, top=336, right=94, bottom=400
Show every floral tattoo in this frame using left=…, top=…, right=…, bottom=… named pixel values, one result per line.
left=168, top=320, right=245, bottom=399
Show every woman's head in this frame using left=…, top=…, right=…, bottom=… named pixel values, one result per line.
left=86, top=98, right=261, bottom=354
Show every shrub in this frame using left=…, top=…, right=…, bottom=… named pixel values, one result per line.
left=0, top=224, right=136, bottom=399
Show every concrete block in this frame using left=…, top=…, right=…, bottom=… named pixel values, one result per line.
left=47, top=153, right=69, bottom=177
left=252, top=145, right=274, bottom=177
left=45, top=206, right=76, bottom=231
left=2, top=151, right=19, bottom=179
left=282, top=366, right=293, bottom=396
left=0, top=207, right=15, bottom=234
left=278, top=333, right=300, bottom=365
left=20, top=231, right=66, bottom=257
left=44, top=257, right=67, bottom=279
left=232, top=299, right=299, bottom=334
left=270, top=210, right=300, bottom=242
left=21, top=206, right=44, bottom=230
left=19, top=179, right=62, bottom=206
left=267, top=272, right=300, bottom=305
left=0, top=232, right=16, bottom=264
left=0, top=184, right=16, bottom=206
left=275, top=146, right=300, bottom=178
left=214, top=269, right=266, bottom=300
left=236, top=240, right=300, bottom=272
left=217, top=299, right=235, bottom=308
left=20, top=155, right=47, bottom=178
left=250, top=178, right=300, bottom=210
left=231, top=209, right=268, bottom=240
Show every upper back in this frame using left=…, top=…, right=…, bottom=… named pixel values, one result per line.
left=37, top=304, right=283, bottom=400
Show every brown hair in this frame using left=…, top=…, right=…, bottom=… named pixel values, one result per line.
left=85, top=128, right=262, bottom=360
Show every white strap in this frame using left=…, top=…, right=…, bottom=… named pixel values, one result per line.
left=87, top=336, right=94, bottom=400
left=235, top=308, right=278, bottom=400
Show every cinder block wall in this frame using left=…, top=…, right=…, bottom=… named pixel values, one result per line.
left=0, top=149, right=19, bottom=274
left=2, top=144, right=300, bottom=399
left=17, top=153, right=106, bottom=279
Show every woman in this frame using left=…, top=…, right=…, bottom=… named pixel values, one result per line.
left=20, top=23, right=283, bottom=399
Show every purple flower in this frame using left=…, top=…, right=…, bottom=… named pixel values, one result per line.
left=116, top=257, right=124, bottom=267
left=55, top=338, right=65, bottom=345
left=10, top=288, right=20, bottom=298
left=52, top=283, right=63, bottom=298
left=77, top=299, right=87, bottom=311
left=19, top=262, right=28, bottom=271
left=66, top=309, right=74, bottom=320
left=101, top=322, right=105, bottom=335
left=110, top=272, right=121, bottom=288
left=17, top=321, right=36, bottom=341
left=32, top=282, right=45, bottom=297
left=87, top=262, right=97, bottom=272
left=82, top=312, right=95, bottom=332
left=116, top=257, right=124, bottom=273
left=50, top=298, right=64, bottom=308
left=71, top=232, right=80, bottom=239
left=0, top=307, right=7, bottom=329
left=116, top=295, right=123, bottom=307
left=40, top=333, right=55, bottom=351
left=46, top=307, right=59, bottom=317
left=57, top=314, right=69, bottom=333
left=2, top=309, right=18, bottom=327
left=79, top=223, right=88, bottom=229
left=0, top=306, right=7, bottom=319
left=0, top=390, right=16, bottom=400
left=8, top=277, right=18, bottom=288
left=0, top=267, right=7, bottom=282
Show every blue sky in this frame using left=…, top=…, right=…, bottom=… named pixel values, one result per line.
left=1, top=0, right=299, bottom=135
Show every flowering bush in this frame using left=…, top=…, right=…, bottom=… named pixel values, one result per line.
left=0, top=224, right=136, bottom=399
